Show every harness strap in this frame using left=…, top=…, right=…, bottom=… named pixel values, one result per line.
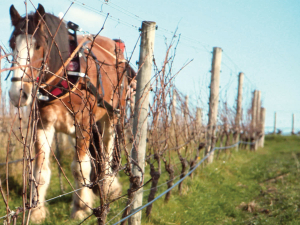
left=11, top=77, right=34, bottom=82
left=40, top=35, right=89, bottom=88
left=86, top=36, right=127, bottom=63
left=83, top=80, right=114, bottom=114
left=88, top=49, right=105, bottom=97
left=5, top=63, right=13, bottom=81
left=80, top=42, right=118, bottom=114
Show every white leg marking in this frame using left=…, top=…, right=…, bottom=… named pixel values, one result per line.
left=102, top=121, right=115, bottom=174
left=71, top=152, right=94, bottom=219
left=31, top=125, right=55, bottom=223
left=101, top=120, right=122, bottom=198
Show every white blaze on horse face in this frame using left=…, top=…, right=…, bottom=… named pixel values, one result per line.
left=13, top=35, right=35, bottom=77
left=9, top=34, right=36, bottom=107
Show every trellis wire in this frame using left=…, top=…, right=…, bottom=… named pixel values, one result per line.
left=0, top=188, right=86, bottom=220
left=0, top=178, right=106, bottom=221
left=112, top=140, right=255, bottom=225
left=0, top=142, right=204, bottom=221
left=105, top=200, right=137, bottom=225
left=0, top=158, right=23, bottom=166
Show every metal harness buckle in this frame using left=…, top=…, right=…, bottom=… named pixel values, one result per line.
left=37, top=92, right=49, bottom=101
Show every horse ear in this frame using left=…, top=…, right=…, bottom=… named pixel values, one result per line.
left=34, top=4, right=45, bottom=23
left=10, top=5, right=21, bottom=27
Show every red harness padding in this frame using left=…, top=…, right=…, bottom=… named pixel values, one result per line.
left=116, top=42, right=125, bottom=53
left=51, top=80, right=69, bottom=96
left=113, top=39, right=125, bottom=53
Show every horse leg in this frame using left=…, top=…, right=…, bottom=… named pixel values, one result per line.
left=31, top=124, right=55, bottom=223
left=101, top=115, right=122, bottom=199
left=71, top=136, right=94, bottom=220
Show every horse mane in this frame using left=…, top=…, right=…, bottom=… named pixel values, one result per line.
left=9, top=12, right=69, bottom=75
left=44, top=13, right=69, bottom=74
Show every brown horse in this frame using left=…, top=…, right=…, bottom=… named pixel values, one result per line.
left=9, top=4, right=128, bottom=223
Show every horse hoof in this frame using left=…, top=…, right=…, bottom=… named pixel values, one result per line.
left=71, top=208, right=91, bottom=220
left=30, top=206, right=48, bottom=224
left=109, top=179, right=122, bottom=200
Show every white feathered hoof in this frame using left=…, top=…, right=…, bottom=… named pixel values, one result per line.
left=108, top=177, right=122, bottom=200
left=30, top=206, right=48, bottom=224
left=71, top=198, right=92, bottom=221
left=71, top=207, right=91, bottom=221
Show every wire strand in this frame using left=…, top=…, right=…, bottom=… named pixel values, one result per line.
left=112, top=140, right=256, bottom=225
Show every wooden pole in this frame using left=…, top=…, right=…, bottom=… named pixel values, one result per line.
left=172, top=89, right=176, bottom=119
left=260, top=107, right=266, bottom=147
left=251, top=90, right=258, bottom=151
left=206, top=47, right=222, bottom=163
left=292, top=113, right=295, bottom=135
left=256, top=91, right=261, bottom=130
left=273, top=112, right=277, bottom=134
left=251, top=91, right=257, bottom=129
left=234, top=72, right=244, bottom=151
left=171, top=89, right=176, bottom=129
left=184, top=95, right=189, bottom=139
left=256, top=91, right=261, bottom=149
left=129, top=21, right=156, bottom=225
left=196, top=108, right=202, bottom=135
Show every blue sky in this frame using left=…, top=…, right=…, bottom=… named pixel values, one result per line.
left=1, top=0, right=300, bottom=133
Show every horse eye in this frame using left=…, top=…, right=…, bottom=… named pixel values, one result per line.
left=36, top=45, right=41, bottom=50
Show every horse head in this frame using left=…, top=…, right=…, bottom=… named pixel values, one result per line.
left=9, top=4, right=69, bottom=107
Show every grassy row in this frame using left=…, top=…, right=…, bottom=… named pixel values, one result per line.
left=1, top=135, right=300, bottom=224
left=140, top=135, right=300, bottom=225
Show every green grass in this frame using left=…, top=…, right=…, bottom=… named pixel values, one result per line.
left=1, top=135, right=300, bottom=224
left=141, top=135, right=300, bottom=225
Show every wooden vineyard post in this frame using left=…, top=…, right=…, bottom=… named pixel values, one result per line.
left=256, top=90, right=261, bottom=149
left=292, top=113, right=295, bottom=135
left=251, top=90, right=258, bottom=151
left=184, top=95, right=189, bottom=139
left=196, top=108, right=202, bottom=135
left=172, top=89, right=176, bottom=123
left=273, top=112, right=277, bottom=134
left=171, top=89, right=177, bottom=138
left=260, top=107, right=266, bottom=147
left=234, top=72, right=244, bottom=151
left=256, top=91, right=261, bottom=129
left=128, top=21, right=156, bottom=225
left=206, top=47, right=222, bottom=163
